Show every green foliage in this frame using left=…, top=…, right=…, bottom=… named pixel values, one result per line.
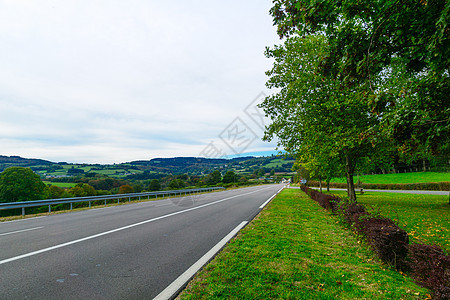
left=0, top=167, right=46, bottom=202
left=168, top=179, right=186, bottom=189
left=45, top=185, right=67, bottom=199
left=88, top=178, right=125, bottom=190
left=148, top=179, right=161, bottom=191
left=68, top=183, right=96, bottom=197
left=206, top=170, right=222, bottom=186
left=132, top=184, right=143, bottom=193
left=262, top=34, right=393, bottom=200
left=269, top=0, right=449, bottom=160
left=222, top=170, right=237, bottom=184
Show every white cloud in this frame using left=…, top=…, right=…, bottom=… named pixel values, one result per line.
left=0, top=0, right=280, bottom=163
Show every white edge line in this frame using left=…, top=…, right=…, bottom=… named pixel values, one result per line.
left=153, top=221, right=249, bottom=300
left=0, top=227, right=44, bottom=237
left=259, top=195, right=275, bottom=209
left=259, top=186, right=285, bottom=209
left=0, top=188, right=266, bottom=266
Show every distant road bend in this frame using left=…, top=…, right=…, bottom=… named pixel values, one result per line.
left=0, top=184, right=284, bottom=299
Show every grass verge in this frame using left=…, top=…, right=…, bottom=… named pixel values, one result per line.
left=178, top=189, right=429, bottom=299
left=326, top=190, right=449, bottom=252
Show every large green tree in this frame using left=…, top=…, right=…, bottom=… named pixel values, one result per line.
left=261, top=34, right=390, bottom=200
left=222, top=170, right=237, bottom=184
left=206, top=170, right=222, bottom=186
left=148, top=179, right=161, bottom=191
left=269, top=0, right=449, bottom=161
left=0, top=167, right=46, bottom=202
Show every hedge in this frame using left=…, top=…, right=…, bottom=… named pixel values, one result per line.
left=299, top=186, right=449, bottom=300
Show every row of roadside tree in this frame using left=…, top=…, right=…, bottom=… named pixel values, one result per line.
left=261, top=1, right=449, bottom=200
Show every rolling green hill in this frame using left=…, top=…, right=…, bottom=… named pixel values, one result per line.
left=0, top=155, right=295, bottom=179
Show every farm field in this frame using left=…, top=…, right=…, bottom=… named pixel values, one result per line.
left=179, top=189, right=428, bottom=299
left=330, top=172, right=449, bottom=184
left=43, top=181, right=77, bottom=188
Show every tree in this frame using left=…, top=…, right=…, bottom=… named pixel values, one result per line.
left=0, top=167, right=46, bottom=202
left=148, top=179, right=161, bottom=191
left=206, top=170, right=222, bottom=186
left=45, top=185, right=66, bottom=199
left=269, top=0, right=449, bottom=160
left=261, top=34, right=388, bottom=200
left=168, top=179, right=185, bottom=189
left=222, top=170, right=237, bottom=184
left=69, top=183, right=96, bottom=197
left=118, top=184, right=134, bottom=194
left=132, top=184, right=143, bottom=193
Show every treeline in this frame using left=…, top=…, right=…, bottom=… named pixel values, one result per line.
left=1, top=167, right=279, bottom=206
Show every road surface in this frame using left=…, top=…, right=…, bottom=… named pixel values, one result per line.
left=0, top=184, right=284, bottom=299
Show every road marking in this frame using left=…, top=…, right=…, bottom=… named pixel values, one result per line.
left=259, top=186, right=285, bottom=209
left=0, top=187, right=270, bottom=265
left=0, top=227, right=44, bottom=237
left=153, top=221, right=249, bottom=300
left=259, top=195, right=275, bottom=209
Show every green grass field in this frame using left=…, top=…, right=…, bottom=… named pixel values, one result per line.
left=264, top=158, right=295, bottom=168
left=43, top=181, right=77, bottom=188
left=178, top=189, right=429, bottom=299
left=330, top=172, right=449, bottom=184
left=327, top=190, right=449, bottom=252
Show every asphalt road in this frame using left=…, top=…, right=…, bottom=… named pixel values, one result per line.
left=0, top=184, right=284, bottom=300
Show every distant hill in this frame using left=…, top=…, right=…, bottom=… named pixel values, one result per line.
left=130, top=156, right=256, bottom=174
left=0, top=155, right=295, bottom=178
left=0, top=155, right=54, bottom=171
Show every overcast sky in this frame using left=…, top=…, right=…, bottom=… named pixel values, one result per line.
left=0, top=0, right=281, bottom=164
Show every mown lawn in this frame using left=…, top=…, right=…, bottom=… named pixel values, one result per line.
left=178, top=189, right=429, bottom=299
left=327, top=190, right=449, bottom=252
left=330, top=172, right=449, bottom=184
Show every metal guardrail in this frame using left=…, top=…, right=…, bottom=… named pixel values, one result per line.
left=0, top=187, right=225, bottom=216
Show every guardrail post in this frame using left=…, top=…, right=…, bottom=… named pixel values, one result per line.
left=22, top=207, right=25, bottom=216
left=70, top=203, right=73, bottom=210
left=89, top=201, right=91, bottom=208
left=118, top=199, right=120, bottom=204
left=48, top=205, right=51, bottom=213
left=104, top=199, right=107, bottom=206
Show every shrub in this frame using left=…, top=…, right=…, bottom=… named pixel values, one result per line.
left=301, top=185, right=340, bottom=212
left=338, top=201, right=368, bottom=225
left=406, top=244, right=450, bottom=300
left=355, top=216, right=409, bottom=268
left=300, top=187, right=449, bottom=298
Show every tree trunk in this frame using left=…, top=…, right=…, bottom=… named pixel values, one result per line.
left=319, top=175, right=322, bottom=193
left=345, top=154, right=357, bottom=201
left=326, top=181, right=330, bottom=192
